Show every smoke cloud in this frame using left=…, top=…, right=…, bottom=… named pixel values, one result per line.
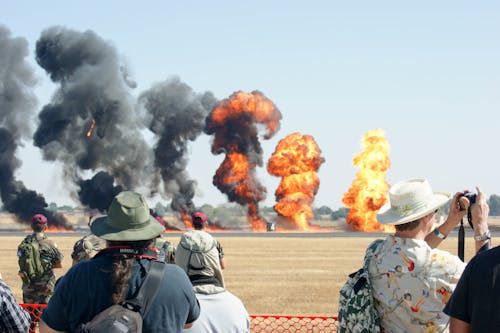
left=205, top=90, right=282, bottom=231
left=77, top=171, right=123, bottom=212
left=138, top=76, right=217, bottom=215
left=0, top=25, right=70, bottom=227
left=33, top=26, right=152, bottom=203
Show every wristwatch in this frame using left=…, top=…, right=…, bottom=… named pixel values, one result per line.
left=474, top=230, right=491, bottom=241
left=433, top=228, right=447, bottom=239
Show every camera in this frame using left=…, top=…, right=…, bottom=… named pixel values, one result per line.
left=458, top=192, right=477, bottom=228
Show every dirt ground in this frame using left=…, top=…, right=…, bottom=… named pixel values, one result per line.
left=1, top=235, right=497, bottom=316
left=1, top=214, right=499, bottom=315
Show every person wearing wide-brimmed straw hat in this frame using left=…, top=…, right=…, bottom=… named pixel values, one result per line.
left=361, top=178, right=491, bottom=333
left=40, top=191, right=200, bottom=333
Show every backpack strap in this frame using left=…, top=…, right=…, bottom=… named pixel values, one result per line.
left=124, top=260, right=165, bottom=317
left=363, top=239, right=384, bottom=270
left=347, top=239, right=384, bottom=294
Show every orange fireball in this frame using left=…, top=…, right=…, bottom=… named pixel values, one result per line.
left=342, top=128, right=393, bottom=232
left=267, top=132, right=324, bottom=230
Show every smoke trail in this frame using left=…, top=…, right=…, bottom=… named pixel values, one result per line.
left=0, top=26, right=70, bottom=227
left=138, top=77, right=217, bottom=219
left=205, top=90, right=282, bottom=231
left=33, top=26, right=152, bottom=202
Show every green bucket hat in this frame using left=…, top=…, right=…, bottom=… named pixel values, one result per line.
left=91, top=191, right=164, bottom=241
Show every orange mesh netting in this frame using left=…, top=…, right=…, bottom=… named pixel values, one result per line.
left=251, top=315, right=339, bottom=332
left=21, top=304, right=339, bottom=332
left=20, top=304, right=46, bottom=333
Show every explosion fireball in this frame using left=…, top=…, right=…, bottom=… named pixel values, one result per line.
left=342, top=128, right=393, bottom=232
left=205, top=91, right=282, bottom=231
left=267, top=132, right=324, bottom=230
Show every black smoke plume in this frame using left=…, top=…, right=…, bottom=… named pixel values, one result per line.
left=77, top=171, right=122, bottom=212
left=138, top=77, right=217, bottom=216
left=0, top=26, right=70, bottom=227
left=204, top=91, right=282, bottom=231
left=33, top=26, right=152, bottom=205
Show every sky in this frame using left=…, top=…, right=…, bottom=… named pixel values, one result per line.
left=1, top=1, right=499, bottom=210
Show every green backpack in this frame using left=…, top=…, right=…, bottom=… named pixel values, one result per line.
left=337, top=239, right=383, bottom=333
left=17, top=235, right=46, bottom=283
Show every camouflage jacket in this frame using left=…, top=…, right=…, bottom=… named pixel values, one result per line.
left=71, top=233, right=107, bottom=265
left=20, top=232, right=64, bottom=300
left=154, top=238, right=176, bottom=263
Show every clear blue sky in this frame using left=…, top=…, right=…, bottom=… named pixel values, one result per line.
left=1, top=1, right=499, bottom=209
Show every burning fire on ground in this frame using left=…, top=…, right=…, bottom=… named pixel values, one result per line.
left=267, top=132, right=324, bottom=230
left=205, top=91, right=282, bottom=232
left=342, top=128, right=393, bottom=232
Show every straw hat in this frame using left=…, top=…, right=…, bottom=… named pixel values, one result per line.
left=91, top=191, right=164, bottom=241
left=377, top=178, right=450, bottom=225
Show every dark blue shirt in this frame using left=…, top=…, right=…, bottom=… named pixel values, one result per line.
left=42, top=253, right=200, bottom=332
left=444, top=245, right=500, bottom=332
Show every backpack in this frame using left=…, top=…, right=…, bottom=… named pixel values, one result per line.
left=17, top=235, right=46, bottom=283
left=75, top=260, right=165, bottom=333
left=337, top=239, right=384, bottom=333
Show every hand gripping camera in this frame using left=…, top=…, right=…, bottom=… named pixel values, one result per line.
left=458, top=192, right=477, bottom=228
left=457, top=192, right=477, bottom=262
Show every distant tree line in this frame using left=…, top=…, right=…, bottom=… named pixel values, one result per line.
left=2, top=194, right=500, bottom=220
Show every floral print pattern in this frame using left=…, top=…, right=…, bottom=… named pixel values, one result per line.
left=368, top=235, right=465, bottom=333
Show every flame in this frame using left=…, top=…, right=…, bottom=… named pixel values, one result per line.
left=209, top=91, right=281, bottom=138
left=181, top=210, right=193, bottom=229
left=206, top=91, right=282, bottom=231
left=213, top=152, right=267, bottom=231
left=86, top=119, right=96, bottom=137
left=267, top=133, right=324, bottom=230
left=24, top=225, right=74, bottom=233
left=45, top=225, right=74, bottom=232
left=342, top=128, right=393, bottom=232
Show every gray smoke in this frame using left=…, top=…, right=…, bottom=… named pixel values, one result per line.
left=33, top=26, right=152, bottom=198
left=138, top=76, right=217, bottom=215
left=0, top=25, right=70, bottom=227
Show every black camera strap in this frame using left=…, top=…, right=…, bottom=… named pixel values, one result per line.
left=458, top=218, right=465, bottom=262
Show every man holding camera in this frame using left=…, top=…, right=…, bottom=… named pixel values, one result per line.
left=365, top=178, right=490, bottom=332
left=444, top=187, right=497, bottom=332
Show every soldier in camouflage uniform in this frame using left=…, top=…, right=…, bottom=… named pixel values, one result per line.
left=72, top=214, right=176, bottom=264
left=18, top=214, right=64, bottom=304
left=71, top=213, right=107, bottom=265
left=149, top=209, right=176, bottom=263
left=71, top=233, right=107, bottom=265
left=154, top=237, right=176, bottom=263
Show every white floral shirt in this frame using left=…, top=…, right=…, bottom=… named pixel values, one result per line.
left=368, top=236, right=465, bottom=333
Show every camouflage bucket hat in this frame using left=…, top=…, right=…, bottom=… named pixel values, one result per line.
left=175, top=230, right=225, bottom=293
left=91, top=191, right=164, bottom=241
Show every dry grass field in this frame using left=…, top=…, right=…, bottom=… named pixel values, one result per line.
left=1, top=224, right=499, bottom=316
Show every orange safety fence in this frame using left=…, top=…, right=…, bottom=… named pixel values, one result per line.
left=20, top=304, right=46, bottom=333
left=21, top=304, right=339, bottom=333
left=250, top=315, right=339, bottom=332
